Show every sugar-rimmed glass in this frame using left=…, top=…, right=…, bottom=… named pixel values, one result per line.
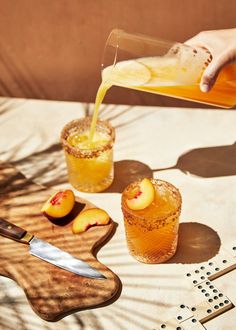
left=121, top=178, right=182, bottom=263
left=61, top=117, right=115, bottom=193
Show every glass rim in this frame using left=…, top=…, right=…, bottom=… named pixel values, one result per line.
left=101, top=29, right=121, bottom=70
left=61, top=116, right=115, bottom=159
left=121, top=178, right=182, bottom=222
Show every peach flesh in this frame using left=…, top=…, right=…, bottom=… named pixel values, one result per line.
left=126, top=178, right=155, bottom=210
left=41, top=189, right=75, bottom=219
left=72, top=208, right=110, bottom=234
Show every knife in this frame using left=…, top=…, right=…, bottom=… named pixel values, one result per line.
left=0, top=217, right=106, bottom=279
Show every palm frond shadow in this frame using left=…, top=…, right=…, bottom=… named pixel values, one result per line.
left=3, top=143, right=68, bottom=188
left=0, top=279, right=94, bottom=329
left=0, top=163, right=122, bottom=324
left=0, top=40, right=47, bottom=99
left=0, top=101, right=155, bottom=190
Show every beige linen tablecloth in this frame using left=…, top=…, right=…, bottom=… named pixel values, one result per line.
left=0, top=97, right=235, bottom=330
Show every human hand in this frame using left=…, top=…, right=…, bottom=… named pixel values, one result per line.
left=185, top=28, right=236, bottom=92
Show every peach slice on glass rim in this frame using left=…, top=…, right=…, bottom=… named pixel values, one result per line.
left=126, top=178, right=155, bottom=210
left=72, top=208, right=110, bottom=234
left=41, top=189, right=75, bottom=219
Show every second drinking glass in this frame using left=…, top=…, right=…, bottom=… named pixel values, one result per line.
left=121, top=178, right=182, bottom=263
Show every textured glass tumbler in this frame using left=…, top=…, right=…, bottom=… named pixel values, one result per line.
left=61, top=117, right=115, bottom=193
left=121, top=179, right=182, bottom=263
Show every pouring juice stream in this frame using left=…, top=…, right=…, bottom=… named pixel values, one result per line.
left=89, top=82, right=111, bottom=142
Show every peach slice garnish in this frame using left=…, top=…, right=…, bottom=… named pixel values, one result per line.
left=72, top=208, right=110, bottom=234
left=126, top=178, right=155, bottom=210
left=41, top=189, right=75, bottom=219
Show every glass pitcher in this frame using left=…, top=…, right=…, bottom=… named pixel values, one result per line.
left=101, top=29, right=236, bottom=108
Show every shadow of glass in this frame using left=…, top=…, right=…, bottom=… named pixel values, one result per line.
left=104, top=160, right=153, bottom=193
left=154, top=142, right=236, bottom=178
left=166, top=222, right=221, bottom=264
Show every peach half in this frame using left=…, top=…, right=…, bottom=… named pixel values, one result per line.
left=72, top=208, right=110, bottom=234
left=126, top=178, right=155, bottom=210
left=41, top=189, right=75, bottom=219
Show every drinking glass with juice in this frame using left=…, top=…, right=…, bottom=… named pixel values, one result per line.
left=61, top=117, right=115, bottom=193
left=100, top=29, right=236, bottom=108
left=121, top=178, right=182, bottom=263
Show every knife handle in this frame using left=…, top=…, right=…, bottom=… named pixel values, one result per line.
left=0, top=217, right=27, bottom=241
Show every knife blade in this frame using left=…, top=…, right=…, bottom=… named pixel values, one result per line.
left=0, top=217, right=105, bottom=279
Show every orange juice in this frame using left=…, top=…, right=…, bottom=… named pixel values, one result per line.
left=121, top=179, right=182, bottom=263
left=132, top=63, right=236, bottom=108
left=61, top=117, right=115, bottom=192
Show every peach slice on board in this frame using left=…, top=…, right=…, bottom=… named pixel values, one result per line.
left=41, top=189, right=75, bottom=219
left=72, top=208, right=110, bottom=234
left=126, top=178, right=155, bottom=210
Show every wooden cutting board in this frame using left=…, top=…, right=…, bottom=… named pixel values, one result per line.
left=0, top=162, right=120, bottom=321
